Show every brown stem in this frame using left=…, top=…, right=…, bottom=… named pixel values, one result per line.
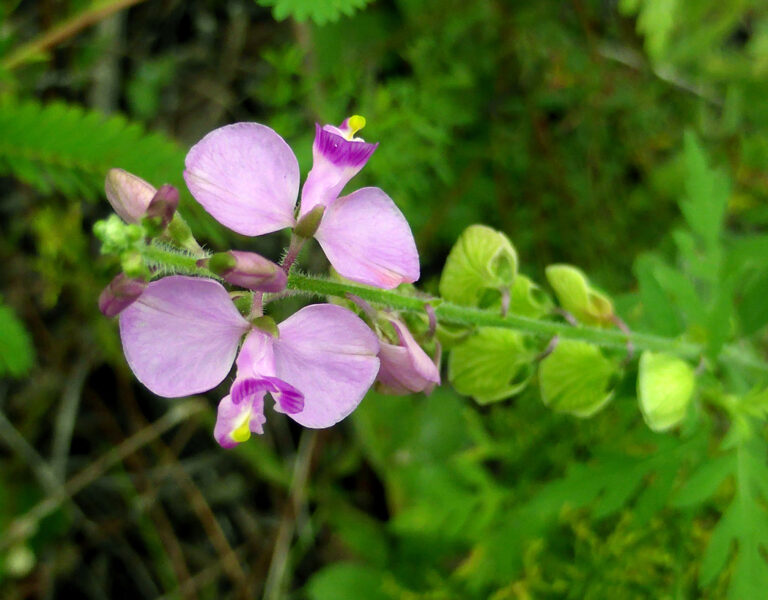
left=2, top=0, right=149, bottom=71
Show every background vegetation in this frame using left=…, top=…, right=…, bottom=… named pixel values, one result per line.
left=1, top=0, right=768, bottom=597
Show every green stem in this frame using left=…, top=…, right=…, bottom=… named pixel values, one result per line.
left=135, top=243, right=768, bottom=375
left=142, top=244, right=218, bottom=280
left=285, top=273, right=768, bottom=374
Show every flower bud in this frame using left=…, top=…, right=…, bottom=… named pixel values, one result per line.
left=98, top=273, right=148, bottom=317
left=105, top=168, right=156, bottom=223
left=145, top=184, right=179, bottom=230
left=545, top=264, right=614, bottom=327
left=638, top=351, right=695, bottom=432
left=198, top=251, right=286, bottom=293
left=376, top=317, right=441, bottom=395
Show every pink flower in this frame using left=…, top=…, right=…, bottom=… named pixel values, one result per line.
left=183, top=117, right=420, bottom=289
left=376, top=317, right=441, bottom=395
left=118, top=276, right=380, bottom=447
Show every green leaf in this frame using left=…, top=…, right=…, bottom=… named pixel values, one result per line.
left=325, top=507, right=389, bottom=567
left=634, top=253, right=685, bottom=336
left=637, top=352, right=696, bottom=432
left=620, top=0, right=678, bottom=60
left=439, top=225, right=518, bottom=307
left=256, top=0, right=375, bottom=25
left=306, top=563, right=392, bottom=600
left=672, top=453, right=735, bottom=508
left=469, top=429, right=708, bottom=587
left=680, top=131, right=730, bottom=248
left=0, top=302, right=34, bottom=377
left=647, top=258, right=706, bottom=329
left=696, top=438, right=768, bottom=599
left=736, top=268, right=768, bottom=335
left=448, top=328, right=533, bottom=404
left=539, top=340, right=616, bottom=417
left=545, top=264, right=614, bottom=326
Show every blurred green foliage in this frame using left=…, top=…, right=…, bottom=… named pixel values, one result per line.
left=0, top=0, right=768, bottom=598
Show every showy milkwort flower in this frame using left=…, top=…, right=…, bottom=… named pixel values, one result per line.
left=118, top=276, right=380, bottom=447
left=183, top=116, right=420, bottom=289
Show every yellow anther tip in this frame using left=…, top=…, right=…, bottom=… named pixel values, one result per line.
left=347, top=115, right=366, bottom=135
left=231, top=419, right=252, bottom=443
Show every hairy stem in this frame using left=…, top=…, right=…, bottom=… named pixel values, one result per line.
left=285, top=273, right=768, bottom=374
left=136, top=243, right=768, bottom=374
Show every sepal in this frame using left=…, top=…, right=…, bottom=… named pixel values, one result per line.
left=638, top=351, right=696, bottom=432
left=539, top=340, right=616, bottom=417
left=439, top=225, right=518, bottom=307
left=545, top=264, right=614, bottom=326
left=448, top=327, right=533, bottom=404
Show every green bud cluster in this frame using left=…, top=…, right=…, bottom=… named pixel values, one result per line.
left=93, top=215, right=144, bottom=255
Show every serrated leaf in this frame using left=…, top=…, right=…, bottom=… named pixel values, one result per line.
left=257, top=0, right=375, bottom=25
left=539, top=340, right=616, bottom=417
left=545, top=264, right=614, bottom=326
left=672, top=453, right=735, bottom=508
left=680, top=131, right=730, bottom=248
left=448, top=328, right=533, bottom=404
left=697, top=438, right=768, bottom=598
left=0, top=302, right=34, bottom=377
left=634, top=253, right=685, bottom=336
left=637, top=351, right=696, bottom=432
left=439, top=225, right=518, bottom=307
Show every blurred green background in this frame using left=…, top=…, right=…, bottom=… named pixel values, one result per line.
left=1, top=0, right=768, bottom=597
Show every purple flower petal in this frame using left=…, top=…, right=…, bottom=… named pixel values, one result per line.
left=223, top=330, right=304, bottom=432
left=234, top=328, right=276, bottom=379
left=214, top=393, right=266, bottom=448
left=273, top=304, right=380, bottom=428
left=314, top=187, right=420, bottom=289
left=119, top=276, right=250, bottom=397
left=299, top=124, right=377, bottom=217
left=184, top=123, right=299, bottom=236
left=377, top=318, right=441, bottom=395
left=262, top=376, right=305, bottom=414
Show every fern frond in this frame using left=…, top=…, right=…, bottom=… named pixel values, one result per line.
left=0, top=97, right=223, bottom=242
left=256, top=0, right=374, bottom=25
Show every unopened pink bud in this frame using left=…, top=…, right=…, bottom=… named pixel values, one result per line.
left=146, top=185, right=179, bottom=229
left=198, top=251, right=286, bottom=293
left=105, top=169, right=156, bottom=223
left=99, top=273, right=148, bottom=317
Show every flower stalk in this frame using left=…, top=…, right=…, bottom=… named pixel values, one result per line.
left=134, top=241, right=768, bottom=374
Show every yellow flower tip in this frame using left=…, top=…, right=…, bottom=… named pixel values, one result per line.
left=231, top=418, right=252, bottom=443
left=345, top=115, right=366, bottom=139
